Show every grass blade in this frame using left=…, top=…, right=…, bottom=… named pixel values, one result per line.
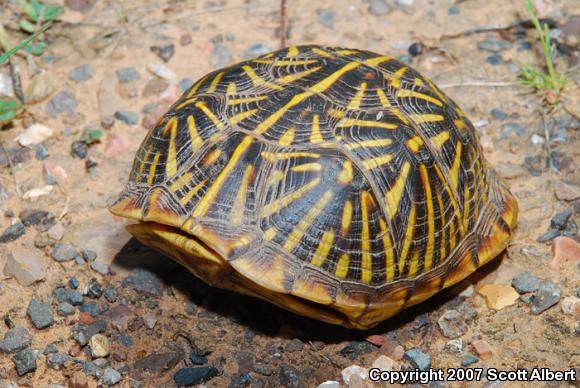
left=0, top=21, right=52, bottom=65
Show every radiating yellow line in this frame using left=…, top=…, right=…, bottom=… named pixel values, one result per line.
left=187, top=116, right=203, bottom=150
left=338, top=160, right=353, bottom=184
left=398, top=202, right=415, bottom=274
left=449, top=142, right=462, bottom=192
left=385, top=161, right=410, bottom=219
left=186, top=74, right=208, bottom=98
left=261, top=178, right=321, bottom=218
left=311, top=230, right=334, bottom=267
left=229, top=109, right=258, bottom=124
left=346, top=138, right=392, bottom=149
left=231, top=165, right=253, bottom=223
left=261, top=151, right=320, bottom=161
left=435, top=188, right=446, bottom=263
left=406, top=135, right=424, bottom=153
left=407, top=250, right=420, bottom=277
left=278, top=127, right=295, bottom=146
left=363, top=154, right=393, bottom=170
left=335, top=253, right=350, bottom=278
left=434, top=163, right=464, bottom=236
left=277, top=66, right=321, bottom=84
left=337, top=119, right=397, bottom=130
left=409, top=114, right=444, bottom=123
left=419, top=164, right=435, bottom=271
left=311, top=47, right=334, bottom=58
left=287, top=46, right=299, bottom=57
left=227, top=95, right=267, bottom=105
left=242, top=65, right=283, bottom=90
left=207, top=71, right=224, bottom=93
left=365, top=55, right=394, bottom=66
left=175, top=97, right=198, bottom=110
left=341, top=200, right=353, bottom=236
left=283, top=190, right=333, bottom=252
left=170, top=172, right=193, bottom=192
left=253, top=59, right=319, bottom=66
left=390, top=67, right=408, bottom=89
left=431, top=131, right=450, bottom=147
left=379, top=219, right=395, bottom=280
left=196, top=102, right=224, bottom=129
left=263, top=227, right=277, bottom=241
left=360, top=191, right=373, bottom=283
left=192, top=136, right=253, bottom=218
left=290, top=163, right=321, bottom=172
left=165, top=117, right=178, bottom=177
left=202, top=149, right=222, bottom=167
left=376, top=88, right=391, bottom=108
left=255, top=62, right=359, bottom=135
left=335, top=49, right=360, bottom=55
left=147, top=152, right=160, bottom=186
left=226, top=82, right=237, bottom=95
left=347, top=82, right=367, bottom=110
left=139, top=143, right=153, bottom=182
left=180, top=179, right=207, bottom=206
left=310, top=114, right=323, bottom=143
left=454, top=119, right=467, bottom=131
left=397, top=89, right=443, bottom=107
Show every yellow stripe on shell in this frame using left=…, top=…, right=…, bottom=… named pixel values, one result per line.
left=277, top=66, right=321, bottom=84
left=449, top=141, right=462, bottom=192
left=252, top=59, right=319, bottom=66
left=231, top=164, right=254, bottom=223
left=227, top=95, right=267, bottom=105
left=398, top=202, right=416, bottom=274
left=363, top=154, right=393, bottom=170
left=169, top=172, right=193, bottom=192
left=430, top=131, right=450, bottom=147
left=360, top=191, right=374, bottom=284
left=341, top=200, right=353, bottom=236
left=261, top=178, right=321, bottom=218
left=347, top=82, right=367, bottom=110
left=311, top=230, right=335, bottom=267
left=261, top=151, right=320, bottom=161
left=207, top=71, right=224, bottom=93
left=337, top=160, right=353, bottom=184
left=409, top=113, right=445, bottom=123
left=180, top=179, right=207, bottom=206
left=242, top=65, right=283, bottom=90
left=195, top=102, right=225, bottom=130
left=335, top=253, right=350, bottom=278
left=278, top=127, right=295, bottom=146
left=336, top=119, right=397, bottom=130
left=229, top=109, right=259, bottom=124
left=419, top=164, right=435, bottom=271
left=365, top=55, right=394, bottom=66
left=385, top=161, right=411, bottom=219
left=187, top=115, right=203, bottom=150
left=164, top=117, right=179, bottom=177
left=310, top=114, right=323, bottom=143
left=406, top=135, right=424, bottom=153
left=345, top=138, right=393, bottom=149
left=379, top=219, right=395, bottom=280
left=147, top=152, right=160, bottom=186
left=290, top=163, right=322, bottom=173
left=396, top=89, right=443, bottom=107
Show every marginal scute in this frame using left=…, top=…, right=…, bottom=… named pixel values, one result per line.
left=110, top=45, right=518, bottom=329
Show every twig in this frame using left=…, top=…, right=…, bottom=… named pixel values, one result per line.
left=0, top=140, right=21, bottom=198
left=439, top=17, right=557, bottom=40
left=439, top=81, right=516, bottom=88
left=279, top=0, right=287, bottom=49
left=57, top=184, right=70, bottom=220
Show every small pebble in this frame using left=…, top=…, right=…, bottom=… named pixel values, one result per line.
left=537, top=228, right=561, bottom=243
left=3, top=246, right=46, bottom=286
left=103, top=284, right=119, bottom=303
left=550, top=208, right=573, bottom=230
left=12, top=349, right=39, bottom=376
left=437, top=309, right=466, bottom=338
left=52, top=242, right=82, bottom=262
left=316, top=8, right=336, bottom=29
left=490, top=108, right=507, bottom=120
left=408, top=42, right=422, bottom=56
left=46, top=91, right=77, bottom=117
left=173, top=366, right=219, bottom=386
left=444, top=339, right=463, bottom=353
left=0, top=222, right=25, bottom=243
left=91, top=261, right=110, bottom=275
left=317, top=382, right=340, bottom=388
left=180, top=33, right=192, bottom=46
left=58, top=302, right=75, bottom=316
left=530, top=281, right=561, bottom=314
left=16, top=124, right=54, bottom=148
left=477, top=284, right=519, bottom=310
left=116, top=68, right=140, bottom=83
left=47, top=352, right=72, bottom=369
left=27, top=297, right=54, bottom=329
left=549, top=236, right=580, bottom=270
left=280, top=364, right=301, bottom=388
left=561, top=296, right=580, bottom=316
left=485, top=54, right=502, bottom=65
left=114, top=111, right=139, bottom=125
left=150, top=44, right=175, bottom=62
left=554, top=180, right=580, bottom=201
left=511, top=272, right=540, bottom=294
left=47, top=222, right=64, bottom=241
left=341, top=365, right=368, bottom=386
left=244, top=43, right=272, bottom=59
left=53, top=287, right=83, bottom=305
left=478, top=37, right=513, bottom=52
left=372, top=355, right=395, bottom=372
left=69, top=277, right=80, bottom=289
left=143, top=314, right=158, bottom=329
left=179, top=78, right=194, bottom=92
left=471, top=340, right=493, bottom=360
left=285, top=339, right=304, bottom=352
left=448, top=5, right=460, bottom=14
left=69, top=64, right=95, bottom=83
left=101, top=367, right=122, bottom=385
left=89, top=334, right=110, bottom=358
left=147, top=63, right=177, bottom=80
left=461, top=353, right=479, bottom=366
left=0, top=326, right=32, bottom=353
left=368, top=0, right=392, bottom=16
left=86, top=279, right=104, bottom=299
left=404, top=348, right=431, bottom=371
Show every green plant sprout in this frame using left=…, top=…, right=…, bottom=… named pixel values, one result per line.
left=519, top=0, right=567, bottom=94
left=18, top=0, right=63, bottom=55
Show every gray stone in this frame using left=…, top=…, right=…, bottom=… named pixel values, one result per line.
left=461, top=353, right=479, bottom=366
left=90, top=261, right=109, bottom=275
left=122, top=268, right=164, bottom=296
left=53, top=287, right=83, bottom=305
left=211, top=43, right=232, bottom=68
left=103, top=284, right=119, bottom=303
left=12, top=349, right=39, bottom=375
left=52, top=242, right=82, bottom=262
left=279, top=364, right=301, bottom=388
left=173, top=366, right=219, bottom=386
left=114, top=111, right=139, bottom=125
left=3, top=246, right=46, bottom=286
left=537, top=229, right=561, bottom=243
left=444, top=339, right=463, bottom=353
left=511, top=272, right=540, bottom=294
left=437, top=310, right=466, bottom=338
left=150, top=44, right=175, bottom=63
left=83, top=361, right=104, bottom=377
left=179, top=78, right=194, bottom=92
left=36, top=144, right=49, bottom=160
left=73, top=320, right=108, bottom=346
left=486, top=54, right=502, bottom=65
left=530, top=281, right=561, bottom=314
left=102, top=367, right=122, bottom=385
left=368, top=0, right=392, bottom=15
left=0, top=326, right=32, bottom=353
left=404, top=348, right=431, bottom=370
left=46, top=352, right=72, bottom=369
left=58, top=302, right=75, bottom=316
left=243, top=43, right=272, bottom=59
left=448, top=5, right=460, bottom=14
left=550, top=208, right=573, bottom=230
left=285, top=339, right=304, bottom=352
left=27, top=297, right=54, bottom=329
left=69, top=64, right=95, bottom=83
left=116, top=68, right=140, bottom=83
left=478, top=37, right=513, bottom=53
left=46, top=90, right=77, bottom=117
left=490, top=108, right=507, bottom=120
left=316, top=8, right=336, bottom=29
left=0, top=222, right=26, bottom=243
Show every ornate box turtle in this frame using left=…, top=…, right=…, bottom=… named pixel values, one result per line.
left=110, top=45, right=518, bottom=329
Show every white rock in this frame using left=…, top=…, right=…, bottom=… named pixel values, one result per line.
left=0, top=72, right=14, bottom=97
left=3, top=246, right=46, bottom=286
left=561, top=296, right=580, bottom=316
left=89, top=334, right=110, bottom=358
left=317, top=381, right=340, bottom=388
left=15, top=124, right=53, bottom=147
left=531, top=134, right=545, bottom=145
left=341, top=365, right=369, bottom=386
left=23, top=185, right=54, bottom=200
left=147, top=63, right=177, bottom=80
left=143, top=314, right=158, bottom=329
left=459, top=284, right=475, bottom=298
left=372, top=355, right=396, bottom=372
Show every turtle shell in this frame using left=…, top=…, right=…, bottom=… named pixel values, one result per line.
left=110, top=45, right=518, bottom=329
